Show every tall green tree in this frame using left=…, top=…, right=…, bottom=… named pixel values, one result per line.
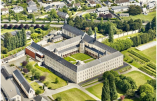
left=151, top=16, right=156, bottom=29
left=16, top=14, right=19, bottom=22
left=109, top=24, right=114, bottom=43
left=145, top=22, right=151, bottom=32
left=8, top=14, right=11, bottom=22
left=22, top=28, right=26, bottom=46
left=87, top=27, right=93, bottom=35
left=32, top=14, right=36, bottom=23
left=101, top=78, right=110, bottom=101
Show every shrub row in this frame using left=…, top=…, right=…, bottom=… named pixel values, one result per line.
left=129, top=54, right=145, bottom=64
left=147, top=63, right=156, bottom=70
left=143, top=66, right=156, bottom=74
left=128, top=50, right=150, bottom=62
left=34, top=64, right=51, bottom=73
left=139, top=67, right=156, bottom=77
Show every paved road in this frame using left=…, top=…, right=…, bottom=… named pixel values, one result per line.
left=75, top=9, right=96, bottom=17
left=1, top=23, right=63, bottom=27
left=42, top=83, right=100, bottom=101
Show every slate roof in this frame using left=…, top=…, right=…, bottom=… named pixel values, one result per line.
left=10, top=30, right=18, bottom=36
left=27, top=0, right=36, bottom=6
left=63, top=24, right=85, bottom=36
left=1, top=69, right=21, bottom=99
left=96, top=7, right=109, bottom=11
left=116, top=0, right=129, bottom=3
left=29, top=42, right=78, bottom=71
left=27, top=6, right=38, bottom=11
left=12, top=6, right=23, bottom=11
left=1, top=67, right=10, bottom=79
left=13, top=70, right=33, bottom=93
left=57, top=11, right=68, bottom=18
left=44, top=5, right=52, bottom=10
left=58, top=45, right=78, bottom=53
left=34, top=95, right=51, bottom=101
left=111, top=6, right=128, bottom=10
left=52, top=35, right=63, bottom=39
left=77, top=51, right=122, bottom=71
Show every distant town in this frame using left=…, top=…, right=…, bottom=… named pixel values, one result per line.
left=1, top=0, right=156, bottom=101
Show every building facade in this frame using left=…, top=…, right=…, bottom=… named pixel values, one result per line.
left=25, top=24, right=123, bottom=83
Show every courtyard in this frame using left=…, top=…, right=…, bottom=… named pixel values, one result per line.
left=63, top=53, right=95, bottom=64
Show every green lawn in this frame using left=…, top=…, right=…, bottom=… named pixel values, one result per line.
left=30, top=82, right=44, bottom=94
left=1, top=29, right=16, bottom=35
left=71, top=53, right=93, bottom=61
left=114, top=33, right=140, bottom=41
left=124, top=71, right=152, bottom=87
left=52, top=88, right=95, bottom=101
left=34, top=64, right=67, bottom=89
left=86, top=83, right=125, bottom=99
left=121, top=11, right=156, bottom=21
left=142, top=46, right=156, bottom=63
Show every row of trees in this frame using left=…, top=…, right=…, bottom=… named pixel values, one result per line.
left=2, top=28, right=26, bottom=53
left=130, top=29, right=156, bottom=47
left=114, top=19, right=142, bottom=32
left=128, top=5, right=142, bottom=15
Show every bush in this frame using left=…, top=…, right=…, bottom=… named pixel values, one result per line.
left=35, top=89, right=41, bottom=95
left=56, top=97, right=62, bottom=101
left=44, top=81, right=49, bottom=86
left=10, top=64, right=14, bottom=66
left=23, top=68, right=28, bottom=73
left=147, top=63, right=156, bottom=70
left=48, top=87, right=52, bottom=89
left=31, top=76, right=34, bottom=81
left=39, top=86, right=42, bottom=89
left=139, top=67, right=156, bottom=77
left=35, top=28, right=43, bottom=33
left=40, top=76, right=46, bottom=81
left=22, top=61, right=27, bottom=66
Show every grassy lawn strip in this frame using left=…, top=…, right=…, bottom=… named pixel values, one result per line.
left=64, top=57, right=76, bottom=62
left=121, top=11, right=156, bottom=21
left=114, top=33, right=140, bottom=41
left=142, top=46, right=156, bottom=63
left=123, top=71, right=152, bottom=87
left=52, top=88, right=95, bottom=101
left=84, top=59, right=95, bottom=63
left=30, top=82, right=44, bottom=94
left=82, top=81, right=98, bottom=87
left=1, top=29, right=16, bottom=35
left=71, top=53, right=93, bottom=61
left=34, top=64, right=67, bottom=89
left=86, top=83, right=124, bottom=99
left=115, top=66, right=132, bottom=73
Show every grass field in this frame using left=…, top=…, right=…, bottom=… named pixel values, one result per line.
left=52, top=88, right=95, bottom=101
left=114, top=33, right=140, bottom=41
left=71, top=53, right=93, bottom=61
left=121, top=11, right=156, bottom=21
left=64, top=53, right=95, bottom=64
left=33, top=64, right=67, bottom=89
left=86, top=83, right=125, bottom=99
left=124, top=71, right=152, bottom=87
left=142, top=46, right=156, bottom=63
left=30, top=82, right=44, bottom=94
left=1, top=29, right=16, bottom=35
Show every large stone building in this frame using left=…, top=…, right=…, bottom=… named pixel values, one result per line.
left=25, top=24, right=123, bottom=83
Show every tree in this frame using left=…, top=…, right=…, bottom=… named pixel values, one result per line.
left=40, top=76, right=46, bottom=81
left=68, top=20, right=74, bottom=26
left=120, top=95, right=125, bottom=101
left=26, top=63, right=33, bottom=71
left=34, top=72, right=41, bottom=79
left=32, top=14, right=35, bottom=23
left=35, top=89, right=41, bottom=95
left=23, top=68, right=28, bottom=73
left=29, top=27, right=35, bottom=33
left=82, top=5, right=88, bottom=10
left=85, top=13, right=90, bottom=20
left=126, top=89, right=135, bottom=98
left=31, top=69, right=36, bottom=76
left=58, top=18, right=60, bottom=23
left=151, top=16, right=156, bottom=29
left=4, top=24, right=8, bottom=29
left=141, top=27, right=145, bottom=32
left=91, top=16, right=94, bottom=23
left=139, top=84, right=154, bottom=94
left=55, top=78, right=59, bottom=84
left=87, top=27, right=93, bottom=35
left=19, top=24, right=24, bottom=29
left=109, top=23, right=114, bottom=43
left=1, top=16, right=3, bottom=21
left=147, top=79, right=156, bottom=90
left=141, top=93, right=155, bottom=101
left=8, top=14, right=11, bottom=22
left=24, top=24, right=29, bottom=29
left=96, top=4, right=101, bottom=8
left=128, top=5, right=142, bottom=15
left=55, top=97, right=62, bottom=101
left=16, top=14, right=19, bottom=22
left=22, top=28, right=26, bottom=46
left=22, top=61, right=27, bottom=66
left=24, top=16, right=27, bottom=22
left=125, top=24, right=130, bottom=31
left=31, top=33, right=38, bottom=39
left=101, top=78, right=110, bottom=101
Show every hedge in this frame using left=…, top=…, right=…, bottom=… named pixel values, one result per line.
left=129, top=54, right=145, bottom=64
left=128, top=50, right=150, bottom=62
left=139, top=67, right=156, bottom=77
left=147, top=63, right=156, bottom=70
left=143, top=66, right=156, bottom=74
left=34, top=64, right=51, bottom=73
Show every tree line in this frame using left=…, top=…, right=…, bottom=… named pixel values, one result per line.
left=2, top=28, right=26, bottom=54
